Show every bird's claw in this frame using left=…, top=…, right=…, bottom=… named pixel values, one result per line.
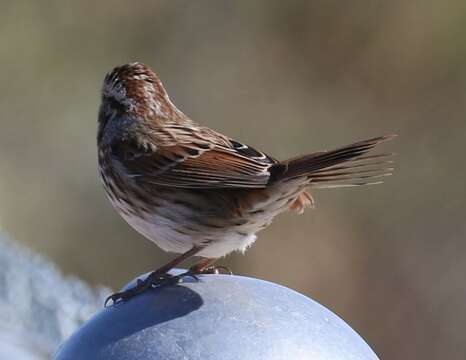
left=104, top=271, right=207, bottom=307
left=104, top=290, right=135, bottom=307
left=199, top=265, right=233, bottom=275
left=186, top=265, right=233, bottom=276
left=172, top=270, right=200, bottom=282
left=104, top=272, right=178, bottom=307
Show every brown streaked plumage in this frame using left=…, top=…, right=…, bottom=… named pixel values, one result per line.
left=98, top=62, right=395, bottom=304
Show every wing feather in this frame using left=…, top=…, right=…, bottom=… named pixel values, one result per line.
left=110, top=132, right=276, bottom=189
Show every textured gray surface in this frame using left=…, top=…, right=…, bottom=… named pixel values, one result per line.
left=55, top=272, right=378, bottom=360
left=0, top=234, right=107, bottom=360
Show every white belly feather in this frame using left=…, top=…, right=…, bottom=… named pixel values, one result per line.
left=109, top=178, right=305, bottom=258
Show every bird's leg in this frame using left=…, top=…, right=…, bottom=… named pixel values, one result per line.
left=188, top=258, right=233, bottom=275
left=152, top=246, right=203, bottom=274
left=105, top=246, right=203, bottom=306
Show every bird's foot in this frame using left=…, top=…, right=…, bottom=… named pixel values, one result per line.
left=105, top=271, right=196, bottom=307
left=192, top=265, right=233, bottom=275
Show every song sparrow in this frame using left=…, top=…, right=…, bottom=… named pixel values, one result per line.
left=98, top=62, right=395, bottom=305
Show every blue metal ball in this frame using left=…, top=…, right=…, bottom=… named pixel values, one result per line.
left=54, top=271, right=378, bottom=359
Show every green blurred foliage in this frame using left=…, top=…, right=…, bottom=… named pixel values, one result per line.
left=0, top=1, right=465, bottom=358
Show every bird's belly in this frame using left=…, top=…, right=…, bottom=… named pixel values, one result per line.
left=118, top=207, right=259, bottom=258
left=107, top=180, right=303, bottom=259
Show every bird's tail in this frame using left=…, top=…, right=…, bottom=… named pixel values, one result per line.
left=271, top=135, right=396, bottom=188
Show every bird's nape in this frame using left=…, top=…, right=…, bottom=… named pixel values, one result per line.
left=101, top=62, right=185, bottom=121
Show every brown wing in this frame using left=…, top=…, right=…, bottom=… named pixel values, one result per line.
left=109, top=134, right=277, bottom=189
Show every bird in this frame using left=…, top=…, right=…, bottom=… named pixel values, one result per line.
left=97, top=62, right=395, bottom=305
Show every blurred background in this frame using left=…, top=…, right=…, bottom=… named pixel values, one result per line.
left=0, top=0, right=465, bottom=358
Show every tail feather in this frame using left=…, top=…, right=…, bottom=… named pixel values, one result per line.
left=272, top=135, right=396, bottom=188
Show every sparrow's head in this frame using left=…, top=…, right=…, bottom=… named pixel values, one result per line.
left=98, top=62, right=184, bottom=143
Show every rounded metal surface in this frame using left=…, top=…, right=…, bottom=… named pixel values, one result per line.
left=54, top=271, right=378, bottom=360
